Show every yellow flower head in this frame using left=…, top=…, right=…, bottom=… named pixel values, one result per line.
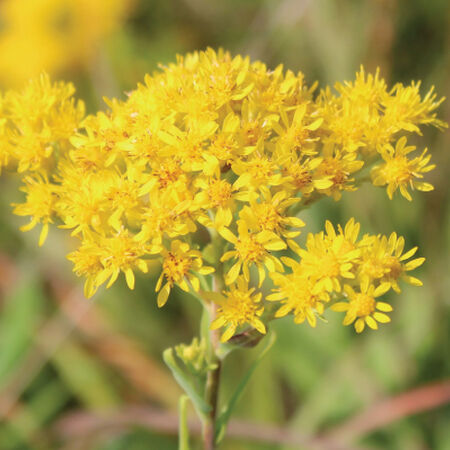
left=156, top=240, right=214, bottom=307
left=67, top=229, right=151, bottom=298
left=298, top=219, right=361, bottom=293
left=210, top=277, right=266, bottom=343
left=371, top=137, right=435, bottom=201
left=239, top=188, right=305, bottom=243
left=220, top=220, right=286, bottom=286
left=12, top=174, right=57, bottom=246
left=0, top=0, right=133, bottom=87
left=4, top=74, right=84, bottom=174
left=281, top=155, right=331, bottom=197
left=332, top=280, right=392, bottom=333
left=268, top=271, right=330, bottom=328
left=382, top=82, right=448, bottom=133
left=313, top=147, right=365, bottom=200
left=358, top=232, right=425, bottom=293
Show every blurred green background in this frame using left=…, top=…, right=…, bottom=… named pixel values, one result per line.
left=0, top=0, right=449, bottom=449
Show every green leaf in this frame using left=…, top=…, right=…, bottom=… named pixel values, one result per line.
left=178, top=395, right=190, bottom=450
left=215, top=331, right=276, bottom=443
left=52, top=341, right=119, bottom=410
left=163, top=348, right=211, bottom=419
left=0, top=277, right=45, bottom=384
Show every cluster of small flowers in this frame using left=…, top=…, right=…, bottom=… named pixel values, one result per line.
left=265, top=218, right=423, bottom=336
left=0, top=49, right=445, bottom=341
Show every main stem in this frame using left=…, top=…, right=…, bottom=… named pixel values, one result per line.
left=202, top=275, right=224, bottom=450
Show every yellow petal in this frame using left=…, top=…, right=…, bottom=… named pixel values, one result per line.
left=365, top=316, right=378, bottom=330
left=221, top=325, right=236, bottom=342
left=355, top=318, right=365, bottom=333
left=376, top=301, right=393, bottom=312
left=157, top=283, right=171, bottom=307
left=252, top=319, right=266, bottom=335
left=39, top=224, right=49, bottom=247
left=373, top=312, right=391, bottom=323
left=225, top=262, right=241, bottom=285
left=331, top=302, right=349, bottom=312
left=125, top=268, right=135, bottom=290
left=218, top=227, right=237, bottom=244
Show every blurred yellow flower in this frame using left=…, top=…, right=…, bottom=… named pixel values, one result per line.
left=0, top=0, right=133, bottom=87
left=12, top=175, right=56, bottom=246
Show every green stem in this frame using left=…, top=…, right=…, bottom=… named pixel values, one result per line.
left=202, top=275, right=224, bottom=450
left=203, top=352, right=222, bottom=449
left=179, top=395, right=190, bottom=450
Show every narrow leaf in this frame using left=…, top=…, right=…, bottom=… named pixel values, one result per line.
left=163, top=348, right=211, bottom=418
left=215, top=332, right=276, bottom=443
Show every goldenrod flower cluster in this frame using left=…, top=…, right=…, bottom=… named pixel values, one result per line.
left=0, top=0, right=132, bottom=87
left=268, top=219, right=425, bottom=334
left=0, top=49, right=445, bottom=341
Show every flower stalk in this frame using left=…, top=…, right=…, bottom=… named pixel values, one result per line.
left=201, top=272, right=225, bottom=449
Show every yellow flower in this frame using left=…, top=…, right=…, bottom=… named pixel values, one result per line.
left=334, top=66, right=387, bottom=107
left=371, top=137, right=435, bottom=201
left=358, top=232, right=425, bottom=293
left=135, top=187, right=197, bottom=245
left=210, top=277, right=266, bottom=343
left=273, top=103, right=323, bottom=155
left=318, top=67, right=446, bottom=155
left=156, top=240, right=214, bottom=307
left=56, top=167, right=118, bottom=236
left=298, top=219, right=361, bottom=293
left=313, top=146, right=364, bottom=200
left=332, top=280, right=392, bottom=333
left=237, top=100, right=276, bottom=147
left=280, top=155, right=332, bottom=197
left=220, top=220, right=286, bottom=286
left=194, top=175, right=238, bottom=229
left=206, top=113, right=240, bottom=165
left=67, top=230, right=153, bottom=298
left=12, top=174, right=57, bottom=246
left=239, top=188, right=305, bottom=245
left=267, top=271, right=330, bottom=327
left=382, top=82, right=448, bottom=133
left=0, top=0, right=133, bottom=87
left=231, top=151, right=284, bottom=195
left=5, top=74, right=84, bottom=174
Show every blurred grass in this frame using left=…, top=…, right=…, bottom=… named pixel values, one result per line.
left=0, top=0, right=449, bottom=449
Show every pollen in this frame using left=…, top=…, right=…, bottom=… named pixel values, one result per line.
left=353, top=293, right=376, bottom=316
left=163, top=252, right=192, bottom=284
left=207, top=179, right=233, bottom=208
left=320, top=254, right=341, bottom=278
left=253, top=203, right=282, bottom=232
left=384, top=256, right=403, bottom=279
left=235, top=235, right=266, bottom=263
left=381, top=156, right=412, bottom=184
